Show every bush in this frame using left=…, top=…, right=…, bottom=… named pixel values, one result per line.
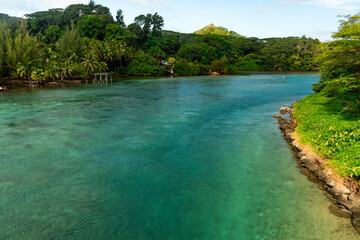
left=173, top=62, right=199, bottom=76
left=211, top=56, right=229, bottom=74
left=318, top=76, right=360, bottom=114
left=115, top=66, right=127, bottom=74
left=198, top=64, right=211, bottom=75
left=294, top=94, right=360, bottom=179
left=342, top=99, right=360, bottom=114
left=127, top=51, right=163, bottom=76
left=227, top=64, right=239, bottom=74
left=236, top=54, right=262, bottom=71
left=322, top=80, right=342, bottom=97
left=72, top=63, right=87, bottom=78
left=173, top=61, right=210, bottom=76
left=176, top=43, right=217, bottom=65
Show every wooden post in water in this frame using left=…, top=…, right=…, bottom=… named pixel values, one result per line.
left=93, top=73, right=111, bottom=84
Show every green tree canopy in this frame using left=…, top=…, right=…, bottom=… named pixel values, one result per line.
left=43, top=25, right=63, bottom=43
left=6, top=21, right=38, bottom=77
left=0, top=23, right=10, bottom=76
left=26, top=8, right=64, bottom=34
left=177, top=42, right=217, bottom=64
left=63, top=4, right=92, bottom=25
left=116, top=9, right=126, bottom=28
left=57, top=23, right=83, bottom=58
left=152, top=12, right=164, bottom=37
left=130, top=12, right=164, bottom=41
left=315, top=14, right=360, bottom=91
left=313, top=13, right=360, bottom=114
left=127, top=51, right=163, bottom=76
left=77, top=15, right=112, bottom=40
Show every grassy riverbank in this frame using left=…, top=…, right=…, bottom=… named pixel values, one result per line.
left=294, top=93, right=360, bottom=180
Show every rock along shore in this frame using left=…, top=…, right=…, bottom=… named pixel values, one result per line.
left=0, top=79, right=89, bottom=89
left=274, top=106, right=360, bottom=234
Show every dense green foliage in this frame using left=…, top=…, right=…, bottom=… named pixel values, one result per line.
left=127, top=51, right=163, bottom=76
left=294, top=94, right=360, bottom=179
left=6, top=22, right=38, bottom=78
left=313, top=14, right=360, bottom=114
left=0, top=23, right=10, bottom=77
left=295, top=13, right=360, bottom=182
left=172, top=62, right=208, bottom=76
left=77, top=15, right=113, bottom=40
left=0, top=13, right=21, bottom=31
left=0, top=1, right=321, bottom=81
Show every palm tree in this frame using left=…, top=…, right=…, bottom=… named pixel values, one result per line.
left=38, top=47, right=61, bottom=81
left=31, top=69, right=46, bottom=83
left=102, top=42, right=113, bottom=63
left=150, top=46, right=166, bottom=63
left=81, top=52, right=99, bottom=77
left=42, top=47, right=53, bottom=67
left=60, top=60, right=75, bottom=80
left=123, top=46, right=135, bottom=66
left=45, top=62, right=60, bottom=80
left=59, top=54, right=76, bottom=81
left=98, top=61, right=108, bottom=72
left=17, top=59, right=33, bottom=80
left=114, top=40, right=126, bottom=68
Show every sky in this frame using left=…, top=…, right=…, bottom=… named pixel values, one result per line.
left=1, top=0, right=360, bottom=41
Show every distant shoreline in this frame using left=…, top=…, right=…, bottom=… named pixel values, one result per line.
left=0, top=71, right=320, bottom=91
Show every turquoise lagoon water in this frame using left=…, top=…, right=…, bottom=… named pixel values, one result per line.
left=0, top=74, right=358, bottom=239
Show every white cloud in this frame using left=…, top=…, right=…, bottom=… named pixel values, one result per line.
left=307, top=29, right=333, bottom=41
left=41, top=0, right=88, bottom=9
left=284, top=0, right=360, bottom=10
left=127, top=0, right=168, bottom=6
left=303, top=0, right=360, bottom=10
left=0, top=0, right=87, bottom=17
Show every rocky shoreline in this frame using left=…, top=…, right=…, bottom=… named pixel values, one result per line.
left=0, top=79, right=90, bottom=89
left=0, top=75, right=164, bottom=90
left=274, top=106, right=360, bottom=234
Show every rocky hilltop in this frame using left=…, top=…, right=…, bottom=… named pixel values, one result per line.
left=194, top=24, right=244, bottom=37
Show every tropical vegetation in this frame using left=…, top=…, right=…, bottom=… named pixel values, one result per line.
left=0, top=1, right=322, bottom=82
left=295, top=13, right=360, bottom=181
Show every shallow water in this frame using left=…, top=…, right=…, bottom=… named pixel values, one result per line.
left=0, top=74, right=358, bottom=239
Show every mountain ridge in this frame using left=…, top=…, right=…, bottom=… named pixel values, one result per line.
left=194, top=23, right=244, bottom=37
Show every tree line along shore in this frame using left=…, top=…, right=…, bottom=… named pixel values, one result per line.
left=0, top=1, right=321, bottom=84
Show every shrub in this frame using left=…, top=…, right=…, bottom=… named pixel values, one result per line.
left=127, top=51, right=163, bottom=76
left=115, top=66, right=127, bottom=74
left=173, top=62, right=199, bottom=76
left=235, top=54, right=262, bottom=71
left=319, top=76, right=360, bottom=114
left=211, top=56, right=228, bottom=74
left=294, top=94, right=360, bottom=179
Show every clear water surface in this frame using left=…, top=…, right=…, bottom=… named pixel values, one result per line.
left=0, top=74, right=358, bottom=239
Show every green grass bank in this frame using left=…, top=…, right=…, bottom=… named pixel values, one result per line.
left=294, top=93, right=360, bottom=180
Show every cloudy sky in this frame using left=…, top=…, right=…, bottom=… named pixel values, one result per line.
left=1, top=0, right=360, bottom=41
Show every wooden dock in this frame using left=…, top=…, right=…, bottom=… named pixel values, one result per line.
left=93, top=73, right=112, bottom=83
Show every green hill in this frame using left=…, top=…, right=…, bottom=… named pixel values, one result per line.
left=0, top=13, right=22, bottom=30
left=194, top=24, right=244, bottom=37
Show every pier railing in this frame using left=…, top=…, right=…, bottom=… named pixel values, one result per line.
left=93, top=73, right=112, bottom=83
